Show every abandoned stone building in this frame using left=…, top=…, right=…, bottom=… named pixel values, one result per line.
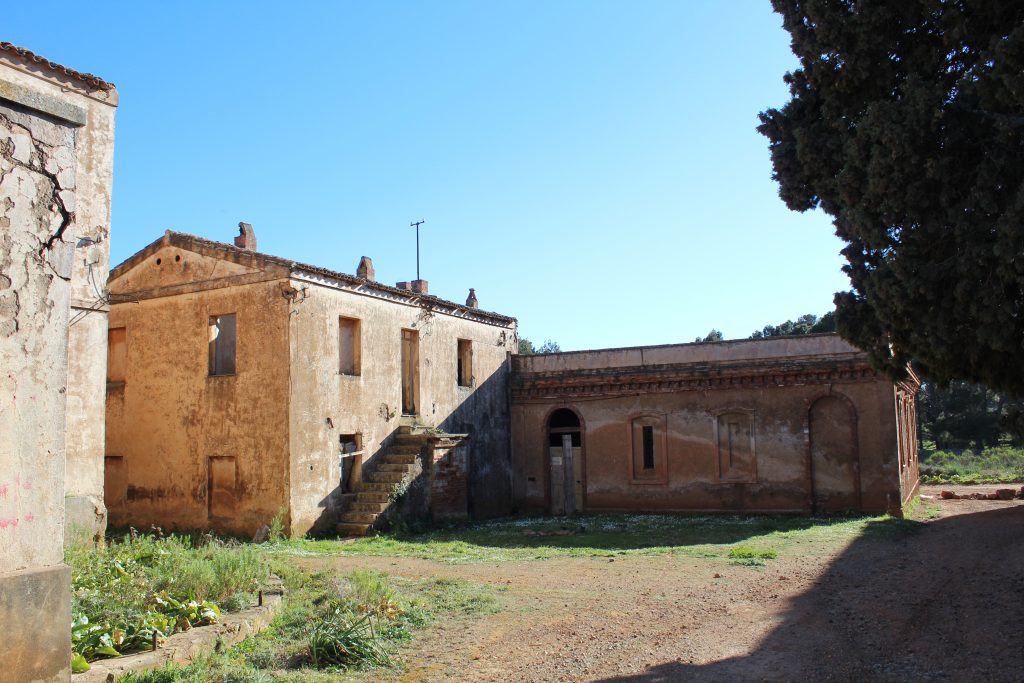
left=1, top=43, right=118, bottom=683
left=105, top=227, right=518, bottom=537
left=510, top=335, right=920, bottom=515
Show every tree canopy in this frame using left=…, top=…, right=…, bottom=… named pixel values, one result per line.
left=518, top=338, right=561, bottom=355
left=759, top=1, right=1024, bottom=395
left=750, top=311, right=835, bottom=339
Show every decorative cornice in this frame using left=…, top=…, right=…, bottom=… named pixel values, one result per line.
left=512, top=354, right=881, bottom=402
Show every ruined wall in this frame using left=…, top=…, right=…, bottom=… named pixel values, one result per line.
left=286, top=277, right=516, bottom=535
left=106, top=249, right=291, bottom=536
left=511, top=335, right=911, bottom=516
left=0, top=52, right=116, bottom=682
left=0, top=49, right=118, bottom=545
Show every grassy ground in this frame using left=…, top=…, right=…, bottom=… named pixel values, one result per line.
left=67, top=532, right=270, bottom=670
left=119, top=564, right=501, bottom=682
left=919, top=446, right=1024, bottom=485
left=81, top=511, right=929, bottom=680
left=276, top=512, right=923, bottom=565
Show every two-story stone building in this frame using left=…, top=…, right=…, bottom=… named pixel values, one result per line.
left=105, top=227, right=517, bottom=536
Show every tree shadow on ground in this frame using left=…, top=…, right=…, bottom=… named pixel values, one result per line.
left=598, top=505, right=1024, bottom=682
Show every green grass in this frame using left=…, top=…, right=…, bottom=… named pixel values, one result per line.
left=119, top=562, right=500, bottom=682
left=920, top=446, right=1024, bottom=484
left=67, top=532, right=270, bottom=668
left=273, top=512, right=921, bottom=565
left=727, top=545, right=779, bottom=566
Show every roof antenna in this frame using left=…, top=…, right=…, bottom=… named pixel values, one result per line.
left=410, top=219, right=425, bottom=280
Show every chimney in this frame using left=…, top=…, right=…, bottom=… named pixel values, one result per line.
left=466, top=288, right=478, bottom=308
left=234, top=222, right=257, bottom=251
left=396, top=279, right=429, bottom=295
left=356, top=256, right=375, bottom=280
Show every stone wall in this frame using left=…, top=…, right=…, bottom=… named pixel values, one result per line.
left=286, top=271, right=516, bottom=534
left=106, top=245, right=292, bottom=536
left=511, top=335, right=917, bottom=516
left=0, top=47, right=116, bottom=683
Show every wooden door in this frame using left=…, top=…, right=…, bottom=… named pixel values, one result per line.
left=401, top=329, right=419, bottom=415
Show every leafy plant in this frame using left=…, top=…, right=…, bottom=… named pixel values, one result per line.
left=307, top=609, right=394, bottom=669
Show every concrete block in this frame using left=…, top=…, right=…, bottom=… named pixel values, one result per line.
left=0, top=564, right=72, bottom=683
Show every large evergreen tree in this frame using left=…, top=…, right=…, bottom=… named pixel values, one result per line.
left=759, top=1, right=1024, bottom=395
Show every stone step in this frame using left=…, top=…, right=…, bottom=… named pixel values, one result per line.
left=360, top=481, right=394, bottom=492
left=351, top=501, right=388, bottom=513
left=377, top=462, right=414, bottom=473
left=384, top=453, right=417, bottom=465
left=340, top=511, right=378, bottom=524
left=357, top=491, right=389, bottom=503
left=367, top=471, right=406, bottom=484
left=389, top=443, right=424, bottom=455
left=336, top=522, right=372, bottom=537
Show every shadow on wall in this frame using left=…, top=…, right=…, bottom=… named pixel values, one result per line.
left=306, top=363, right=512, bottom=534
left=598, top=505, right=1024, bottom=682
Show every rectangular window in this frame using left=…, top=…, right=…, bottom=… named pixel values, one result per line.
left=642, top=425, right=655, bottom=469
left=208, top=314, right=236, bottom=376
left=457, top=339, right=473, bottom=387
left=630, top=415, right=667, bottom=483
left=339, top=317, right=361, bottom=375
left=107, top=327, right=127, bottom=383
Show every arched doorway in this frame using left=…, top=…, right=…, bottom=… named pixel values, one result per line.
left=547, top=408, right=583, bottom=515
left=809, top=395, right=861, bottom=513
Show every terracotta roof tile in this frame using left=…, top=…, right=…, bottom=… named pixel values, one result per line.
left=0, top=42, right=114, bottom=91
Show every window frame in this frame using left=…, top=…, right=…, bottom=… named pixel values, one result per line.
left=208, top=313, right=237, bottom=377
left=712, top=408, right=757, bottom=483
left=628, top=413, right=669, bottom=485
left=457, top=338, right=473, bottom=387
left=338, top=316, right=362, bottom=376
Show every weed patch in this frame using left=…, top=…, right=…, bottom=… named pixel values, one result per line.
left=727, top=546, right=778, bottom=567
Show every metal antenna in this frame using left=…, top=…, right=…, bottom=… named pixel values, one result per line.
left=411, top=219, right=425, bottom=280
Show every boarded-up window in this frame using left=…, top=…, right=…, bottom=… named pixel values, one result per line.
left=107, top=327, right=127, bottom=382
left=104, top=455, right=127, bottom=508
left=208, top=314, right=236, bottom=376
left=630, top=415, right=667, bottom=483
left=457, top=339, right=473, bottom=387
left=339, top=317, right=361, bottom=375
left=208, top=456, right=237, bottom=518
left=717, top=412, right=756, bottom=482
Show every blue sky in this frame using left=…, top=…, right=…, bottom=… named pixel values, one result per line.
left=6, top=2, right=849, bottom=350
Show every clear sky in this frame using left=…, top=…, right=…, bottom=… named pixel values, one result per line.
left=6, top=1, right=849, bottom=350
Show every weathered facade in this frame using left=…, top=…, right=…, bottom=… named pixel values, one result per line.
left=105, top=228, right=517, bottom=537
left=0, top=43, right=117, bottom=683
left=511, top=335, right=919, bottom=516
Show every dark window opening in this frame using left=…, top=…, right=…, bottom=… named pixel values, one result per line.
left=457, top=339, right=473, bottom=387
left=208, top=314, right=236, bottom=376
left=642, top=425, right=655, bottom=469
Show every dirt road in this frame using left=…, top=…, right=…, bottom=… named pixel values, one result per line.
left=305, top=486, right=1024, bottom=682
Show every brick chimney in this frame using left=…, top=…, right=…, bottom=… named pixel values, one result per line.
left=466, top=288, right=478, bottom=308
left=356, top=256, right=375, bottom=280
left=234, top=222, right=256, bottom=251
left=396, top=279, right=429, bottom=294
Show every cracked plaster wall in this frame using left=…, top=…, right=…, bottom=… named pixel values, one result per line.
left=0, top=100, right=76, bottom=573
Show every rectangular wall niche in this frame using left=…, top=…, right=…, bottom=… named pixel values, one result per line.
left=208, top=314, right=236, bottom=376
left=107, top=327, right=127, bottom=383
left=339, top=317, right=361, bottom=376
left=630, top=414, right=668, bottom=484
left=716, top=411, right=756, bottom=482
left=208, top=455, right=238, bottom=519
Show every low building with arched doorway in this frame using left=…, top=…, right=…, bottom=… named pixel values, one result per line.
left=510, top=334, right=919, bottom=516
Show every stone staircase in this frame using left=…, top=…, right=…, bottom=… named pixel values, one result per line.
left=335, top=427, right=429, bottom=537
